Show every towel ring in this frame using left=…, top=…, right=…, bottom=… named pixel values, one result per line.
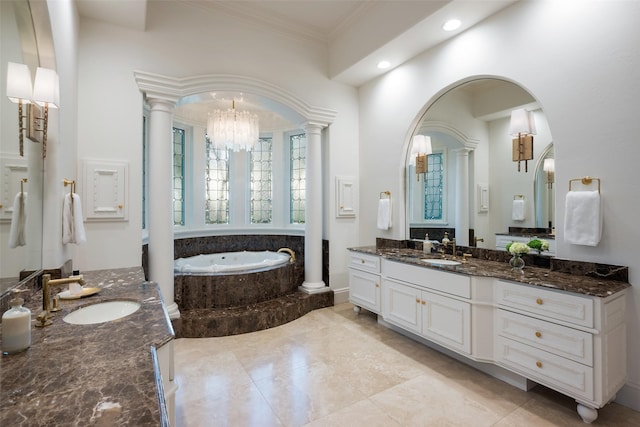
left=569, top=176, right=600, bottom=193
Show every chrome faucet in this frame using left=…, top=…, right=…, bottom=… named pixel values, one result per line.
left=36, top=273, right=85, bottom=327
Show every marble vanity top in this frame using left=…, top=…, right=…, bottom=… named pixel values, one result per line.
left=349, top=246, right=629, bottom=298
left=0, top=267, right=173, bottom=426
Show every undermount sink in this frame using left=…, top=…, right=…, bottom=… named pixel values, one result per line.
left=421, top=259, right=462, bottom=266
left=63, top=300, right=141, bottom=325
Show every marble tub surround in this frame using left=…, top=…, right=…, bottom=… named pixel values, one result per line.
left=0, top=267, right=174, bottom=426
left=362, top=243, right=629, bottom=298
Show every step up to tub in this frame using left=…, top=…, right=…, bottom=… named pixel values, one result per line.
left=173, top=290, right=333, bottom=338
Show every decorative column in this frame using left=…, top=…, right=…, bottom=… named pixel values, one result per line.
left=147, top=97, right=180, bottom=319
left=455, top=148, right=471, bottom=246
left=300, top=122, right=329, bottom=294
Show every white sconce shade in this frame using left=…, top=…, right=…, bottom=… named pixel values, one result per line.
left=6, top=62, right=32, bottom=103
left=543, top=158, right=555, bottom=173
left=411, top=134, right=432, bottom=156
left=32, top=67, right=59, bottom=108
left=509, top=108, right=536, bottom=136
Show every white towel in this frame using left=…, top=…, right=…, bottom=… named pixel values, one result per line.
left=564, top=190, right=602, bottom=246
left=8, top=192, right=27, bottom=248
left=62, top=193, right=87, bottom=244
left=511, top=199, right=525, bottom=221
left=377, top=198, right=392, bottom=230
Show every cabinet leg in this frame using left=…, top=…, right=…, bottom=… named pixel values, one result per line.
left=576, top=403, right=598, bottom=424
left=353, top=305, right=361, bottom=315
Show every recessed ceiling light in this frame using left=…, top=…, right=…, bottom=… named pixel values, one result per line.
left=377, top=61, right=391, bottom=69
left=443, top=19, right=461, bottom=32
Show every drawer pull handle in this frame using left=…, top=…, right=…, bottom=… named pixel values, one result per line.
left=536, top=298, right=543, bottom=305
left=361, top=260, right=365, bottom=264
left=535, top=331, right=542, bottom=338
left=536, top=361, right=543, bottom=368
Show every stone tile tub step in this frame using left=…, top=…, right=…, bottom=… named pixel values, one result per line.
left=173, top=290, right=333, bottom=338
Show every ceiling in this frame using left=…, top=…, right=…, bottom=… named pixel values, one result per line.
left=76, top=0, right=517, bottom=87
left=75, top=0, right=518, bottom=127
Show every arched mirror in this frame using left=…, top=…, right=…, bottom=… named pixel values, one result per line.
left=1, top=0, right=45, bottom=294
left=405, top=78, right=554, bottom=251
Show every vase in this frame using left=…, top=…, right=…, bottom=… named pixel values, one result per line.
left=509, top=255, right=525, bottom=271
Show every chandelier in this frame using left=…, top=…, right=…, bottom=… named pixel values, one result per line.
left=206, top=100, right=259, bottom=152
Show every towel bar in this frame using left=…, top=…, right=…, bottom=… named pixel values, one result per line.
left=379, top=191, right=391, bottom=199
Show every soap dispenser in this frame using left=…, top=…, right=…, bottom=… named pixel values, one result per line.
left=423, top=234, right=432, bottom=254
left=442, top=232, right=450, bottom=245
left=2, top=290, right=31, bottom=355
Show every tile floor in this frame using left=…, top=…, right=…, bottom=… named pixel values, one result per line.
left=174, top=303, right=640, bottom=426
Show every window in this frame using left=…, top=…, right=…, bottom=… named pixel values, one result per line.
left=173, top=127, right=185, bottom=226
left=424, top=152, right=443, bottom=220
left=250, top=137, right=273, bottom=224
left=289, top=132, right=306, bottom=224
left=205, top=138, right=230, bottom=224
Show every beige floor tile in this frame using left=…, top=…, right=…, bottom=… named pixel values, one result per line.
left=173, top=303, right=640, bottom=427
left=303, top=398, right=402, bottom=427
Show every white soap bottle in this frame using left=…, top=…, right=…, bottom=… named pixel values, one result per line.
left=423, top=234, right=432, bottom=254
left=2, top=291, right=31, bottom=355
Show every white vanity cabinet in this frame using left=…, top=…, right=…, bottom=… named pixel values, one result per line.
left=157, top=339, right=177, bottom=426
left=382, top=260, right=471, bottom=355
left=347, top=249, right=628, bottom=423
left=494, top=280, right=627, bottom=423
left=348, top=252, right=381, bottom=314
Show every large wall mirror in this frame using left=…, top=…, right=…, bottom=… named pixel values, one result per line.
left=405, top=78, right=554, bottom=250
left=1, top=0, right=46, bottom=293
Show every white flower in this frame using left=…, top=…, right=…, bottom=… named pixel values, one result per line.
left=540, top=240, right=549, bottom=251
left=508, top=242, right=530, bottom=255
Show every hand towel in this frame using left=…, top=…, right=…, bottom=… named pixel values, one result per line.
left=511, top=199, right=525, bottom=221
left=8, top=192, right=27, bottom=248
left=564, top=190, right=602, bottom=246
left=62, top=193, right=87, bottom=244
left=377, top=198, right=392, bottom=230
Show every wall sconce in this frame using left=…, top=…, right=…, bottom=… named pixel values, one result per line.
left=509, top=108, right=536, bottom=172
left=5, top=62, right=59, bottom=159
left=410, top=134, right=432, bottom=181
left=543, top=158, right=555, bottom=188
left=6, top=62, right=33, bottom=157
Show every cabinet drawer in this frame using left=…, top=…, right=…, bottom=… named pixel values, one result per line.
left=348, top=252, right=380, bottom=273
left=496, top=281, right=593, bottom=328
left=496, top=336, right=594, bottom=401
left=496, top=309, right=593, bottom=366
left=382, top=259, right=470, bottom=298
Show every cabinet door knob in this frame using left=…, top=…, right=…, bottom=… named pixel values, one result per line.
left=375, top=283, right=379, bottom=288
left=535, top=331, right=542, bottom=338
left=361, top=260, right=365, bottom=264
left=536, top=361, right=543, bottom=368
left=421, top=300, right=426, bottom=305
left=536, top=298, right=543, bottom=305
left=416, top=298, right=420, bottom=303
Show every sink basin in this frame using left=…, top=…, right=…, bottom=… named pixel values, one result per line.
left=63, top=300, right=141, bottom=325
left=421, top=259, right=462, bottom=266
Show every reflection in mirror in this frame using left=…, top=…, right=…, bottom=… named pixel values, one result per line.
left=534, top=143, right=555, bottom=229
left=1, top=0, right=44, bottom=294
left=405, top=78, right=554, bottom=250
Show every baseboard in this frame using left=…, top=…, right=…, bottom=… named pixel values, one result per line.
left=332, top=287, right=349, bottom=304
left=615, top=381, right=640, bottom=411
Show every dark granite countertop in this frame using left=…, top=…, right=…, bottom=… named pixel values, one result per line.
left=0, top=267, right=174, bottom=426
left=349, top=246, right=630, bottom=298
left=495, top=232, right=556, bottom=239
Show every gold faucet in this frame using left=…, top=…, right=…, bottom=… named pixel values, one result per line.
left=36, top=273, right=85, bottom=327
left=474, top=236, right=485, bottom=246
left=277, top=248, right=296, bottom=264
left=444, top=238, right=457, bottom=259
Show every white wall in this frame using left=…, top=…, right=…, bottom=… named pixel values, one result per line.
left=74, top=1, right=359, bottom=293
left=359, top=0, right=640, bottom=409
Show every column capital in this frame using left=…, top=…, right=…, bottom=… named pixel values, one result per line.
left=301, top=121, right=327, bottom=134
left=146, top=97, right=177, bottom=114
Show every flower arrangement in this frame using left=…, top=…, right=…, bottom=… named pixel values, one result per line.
left=506, top=242, right=530, bottom=256
left=527, top=239, right=549, bottom=253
